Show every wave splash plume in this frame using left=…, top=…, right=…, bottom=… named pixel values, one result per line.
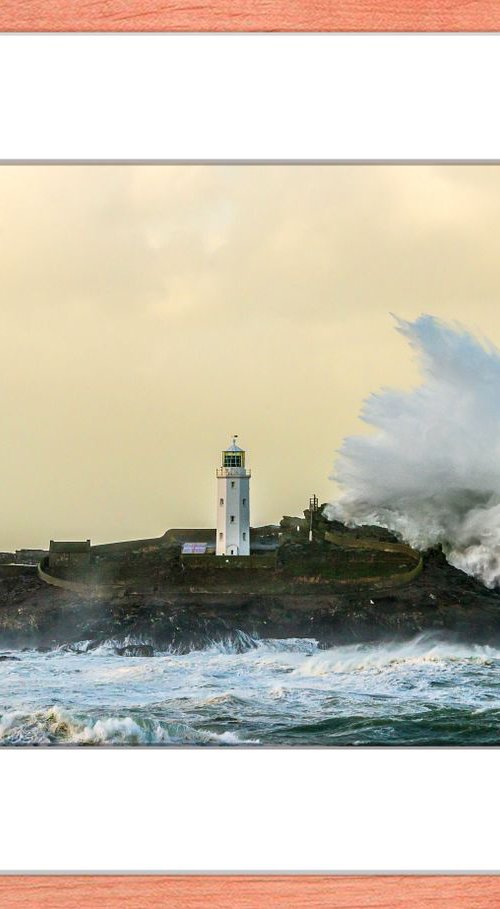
left=327, top=314, right=500, bottom=587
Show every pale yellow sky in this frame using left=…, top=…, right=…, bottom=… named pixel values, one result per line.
left=1, top=164, right=499, bottom=550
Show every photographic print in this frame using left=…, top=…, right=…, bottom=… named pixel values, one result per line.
left=2, top=163, right=500, bottom=746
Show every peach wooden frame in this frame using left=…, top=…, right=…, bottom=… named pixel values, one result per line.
left=0, top=875, right=499, bottom=907
left=1, top=0, right=500, bottom=31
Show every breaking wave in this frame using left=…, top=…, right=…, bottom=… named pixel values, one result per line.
left=52, top=631, right=318, bottom=658
left=292, top=633, right=500, bottom=676
left=327, top=314, right=500, bottom=587
left=0, top=705, right=260, bottom=746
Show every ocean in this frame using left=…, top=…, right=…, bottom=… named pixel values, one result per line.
left=1, top=632, right=500, bottom=746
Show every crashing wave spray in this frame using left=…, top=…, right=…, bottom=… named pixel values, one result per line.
left=326, top=314, right=500, bottom=588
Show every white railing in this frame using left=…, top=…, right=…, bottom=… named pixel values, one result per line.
left=216, top=467, right=251, bottom=478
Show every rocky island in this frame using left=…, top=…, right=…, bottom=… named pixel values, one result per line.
left=1, top=507, right=499, bottom=653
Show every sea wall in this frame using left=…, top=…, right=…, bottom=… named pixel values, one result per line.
left=37, top=558, right=121, bottom=597
left=326, top=558, right=423, bottom=590
left=323, top=530, right=423, bottom=589
left=324, top=529, right=421, bottom=558
left=35, top=526, right=423, bottom=600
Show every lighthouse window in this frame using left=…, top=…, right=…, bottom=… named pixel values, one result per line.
left=242, top=498, right=246, bottom=506
left=224, top=453, right=242, bottom=467
left=242, top=532, right=246, bottom=540
left=231, top=481, right=235, bottom=488
left=219, top=498, right=224, bottom=506
left=230, top=515, right=235, bottom=523
left=219, top=532, right=223, bottom=540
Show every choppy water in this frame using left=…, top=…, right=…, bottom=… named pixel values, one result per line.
left=1, top=632, right=500, bottom=745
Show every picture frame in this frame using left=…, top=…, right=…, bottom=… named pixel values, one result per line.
left=1, top=875, right=499, bottom=907
left=1, top=0, right=500, bottom=32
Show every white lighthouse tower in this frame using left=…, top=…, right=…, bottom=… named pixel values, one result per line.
left=216, top=436, right=251, bottom=556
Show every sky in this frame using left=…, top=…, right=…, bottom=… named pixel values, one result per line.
left=1, top=163, right=500, bottom=550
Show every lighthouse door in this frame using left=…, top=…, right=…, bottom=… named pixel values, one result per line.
left=226, top=545, right=239, bottom=556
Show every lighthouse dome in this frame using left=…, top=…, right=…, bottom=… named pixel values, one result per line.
left=226, top=436, right=244, bottom=453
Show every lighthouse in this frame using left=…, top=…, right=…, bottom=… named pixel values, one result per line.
left=216, top=436, right=251, bottom=556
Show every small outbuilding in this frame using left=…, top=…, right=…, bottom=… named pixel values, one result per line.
left=49, top=540, right=91, bottom=571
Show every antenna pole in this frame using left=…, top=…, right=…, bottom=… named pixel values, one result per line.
left=308, top=494, right=318, bottom=542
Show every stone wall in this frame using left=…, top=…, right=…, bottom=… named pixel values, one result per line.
left=181, top=553, right=277, bottom=572
left=38, top=558, right=120, bottom=597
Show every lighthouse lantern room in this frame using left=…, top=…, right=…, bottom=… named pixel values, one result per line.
left=216, top=436, right=251, bottom=556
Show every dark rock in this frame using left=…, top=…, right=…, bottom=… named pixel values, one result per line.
left=114, top=643, right=155, bottom=657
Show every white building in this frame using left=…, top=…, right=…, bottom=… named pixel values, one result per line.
left=216, top=436, right=251, bottom=556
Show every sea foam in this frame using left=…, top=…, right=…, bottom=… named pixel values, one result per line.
left=292, top=634, right=499, bottom=677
